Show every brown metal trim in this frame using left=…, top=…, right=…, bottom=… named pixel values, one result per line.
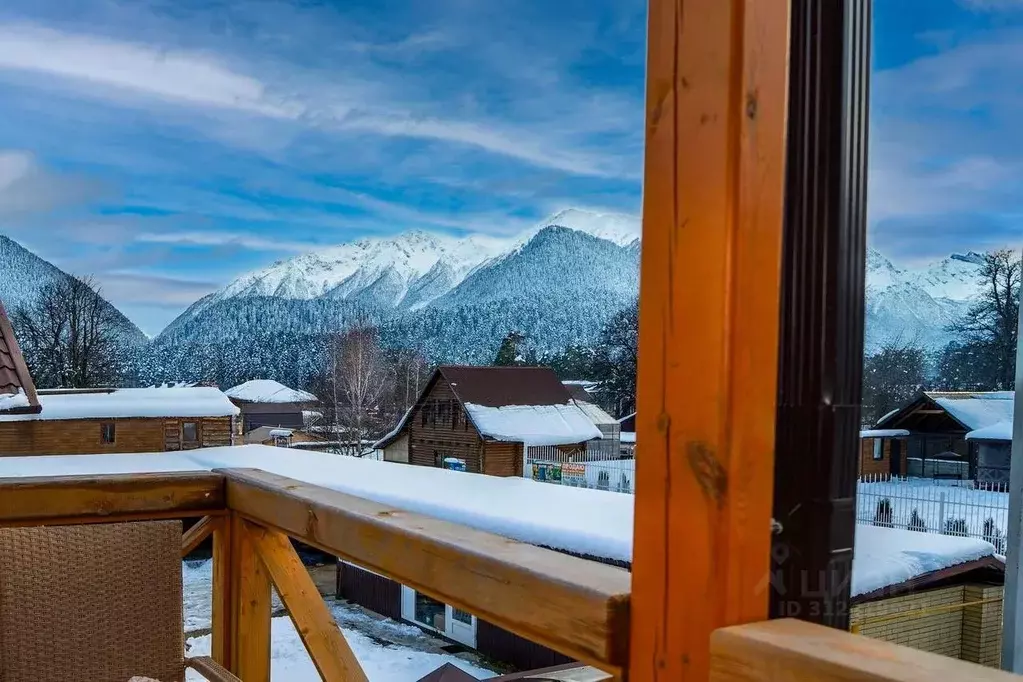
left=771, top=0, right=872, bottom=630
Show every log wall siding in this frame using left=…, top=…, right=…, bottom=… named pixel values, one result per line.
left=407, top=377, right=484, bottom=473
left=0, top=416, right=232, bottom=456
left=482, top=442, right=523, bottom=477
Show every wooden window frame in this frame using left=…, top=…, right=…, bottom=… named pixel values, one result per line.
left=100, top=422, right=116, bottom=445
left=182, top=421, right=201, bottom=446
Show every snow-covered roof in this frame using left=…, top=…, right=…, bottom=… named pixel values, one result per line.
left=0, top=389, right=29, bottom=412
left=226, top=380, right=317, bottom=404
left=620, top=432, right=636, bottom=444
left=617, top=412, right=635, bottom=425
left=464, top=403, right=602, bottom=446
left=926, top=391, right=1015, bottom=431
left=573, top=400, right=618, bottom=428
left=269, top=428, right=294, bottom=438
left=0, top=387, right=239, bottom=422
left=852, top=525, right=998, bottom=597
left=373, top=407, right=412, bottom=449
left=0, top=446, right=998, bottom=596
left=966, top=421, right=1014, bottom=442
left=860, top=429, right=910, bottom=438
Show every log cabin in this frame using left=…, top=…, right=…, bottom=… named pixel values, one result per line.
left=860, top=392, right=1015, bottom=483
left=373, top=366, right=601, bottom=476
left=0, top=299, right=238, bottom=456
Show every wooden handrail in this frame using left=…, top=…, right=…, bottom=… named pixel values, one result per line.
left=0, top=472, right=225, bottom=525
left=710, top=619, right=1022, bottom=681
left=218, top=467, right=632, bottom=674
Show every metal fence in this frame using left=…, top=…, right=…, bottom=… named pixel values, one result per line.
left=857, top=474, right=1009, bottom=549
left=523, top=445, right=635, bottom=493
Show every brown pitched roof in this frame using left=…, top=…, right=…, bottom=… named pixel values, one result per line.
left=0, top=298, right=40, bottom=413
left=438, top=366, right=573, bottom=407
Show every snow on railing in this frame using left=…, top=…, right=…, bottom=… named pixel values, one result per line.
left=856, top=473, right=1010, bottom=548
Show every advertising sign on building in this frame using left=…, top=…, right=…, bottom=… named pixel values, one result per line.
left=562, top=462, right=587, bottom=486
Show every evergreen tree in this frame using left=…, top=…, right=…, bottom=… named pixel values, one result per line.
left=591, top=299, right=639, bottom=417
left=493, top=331, right=526, bottom=366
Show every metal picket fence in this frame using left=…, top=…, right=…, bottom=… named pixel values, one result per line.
left=856, top=474, right=1009, bottom=550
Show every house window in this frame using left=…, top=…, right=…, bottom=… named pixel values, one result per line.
left=100, top=422, right=116, bottom=444
left=421, top=404, right=429, bottom=427
left=873, top=439, right=883, bottom=460
left=451, top=400, right=459, bottom=429
left=182, top=422, right=199, bottom=445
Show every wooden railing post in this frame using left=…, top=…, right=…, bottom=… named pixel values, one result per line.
left=211, top=516, right=234, bottom=667
left=227, top=513, right=272, bottom=681
left=630, top=0, right=791, bottom=680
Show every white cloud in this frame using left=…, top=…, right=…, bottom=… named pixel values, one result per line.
left=0, top=149, right=102, bottom=216
left=135, top=231, right=317, bottom=253
left=0, top=24, right=302, bottom=118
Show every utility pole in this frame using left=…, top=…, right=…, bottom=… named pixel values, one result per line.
left=1001, top=250, right=1023, bottom=671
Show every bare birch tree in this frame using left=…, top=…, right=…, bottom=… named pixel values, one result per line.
left=322, top=322, right=394, bottom=455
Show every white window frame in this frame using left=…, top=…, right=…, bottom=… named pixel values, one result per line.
left=400, top=585, right=476, bottom=647
left=873, top=438, right=884, bottom=461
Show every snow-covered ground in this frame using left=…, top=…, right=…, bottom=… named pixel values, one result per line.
left=182, top=560, right=494, bottom=682
left=857, top=478, right=1009, bottom=543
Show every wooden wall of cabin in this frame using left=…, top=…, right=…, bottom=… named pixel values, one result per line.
left=406, top=377, right=484, bottom=472
left=481, top=441, right=523, bottom=477
left=0, top=416, right=233, bottom=456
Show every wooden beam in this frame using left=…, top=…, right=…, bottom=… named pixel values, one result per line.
left=631, top=0, right=790, bottom=681
left=710, top=618, right=1019, bottom=682
left=211, top=516, right=233, bottom=667
left=245, top=521, right=369, bottom=682
left=0, top=472, right=224, bottom=524
left=228, top=513, right=271, bottom=681
left=183, top=515, right=219, bottom=557
left=186, top=656, right=243, bottom=682
left=218, top=468, right=631, bottom=673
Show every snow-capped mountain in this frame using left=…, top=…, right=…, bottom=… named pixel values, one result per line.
left=863, top=248, right=983, bottom=352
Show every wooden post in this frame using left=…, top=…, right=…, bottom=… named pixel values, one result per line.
left=1000, top=262, right=1023, bottom=671
left=770, top=0, right=871, bottom=629
left=629, top=0, right=791, bottom=680
left=228, top=513, right=272, bottom=681
left=211, top=517, right=233, bottom=667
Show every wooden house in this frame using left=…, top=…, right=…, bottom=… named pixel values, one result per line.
left=0, top=300, right=238, bottom=455
left=861, top=392, right=1015, bottom=482
left=225, top=379, right=318, bottom=434
left=373, top=366, right=601, bottom=476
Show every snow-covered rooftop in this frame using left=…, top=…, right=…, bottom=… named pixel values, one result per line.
left=0, top=387, right=239, bottom=422
left=573, top=400, right=618, bottom=428
left=620, top=432, right=636, bottom=444
left=852, top=525, right=997, bottom=597
left=464, top=402, right=602, bottom=446
left=966, top=420, right=1014, bottom=442
left=0, top=388, right=29, bottom=412
left=226, top=379, right=317, bottom=404
left=927, top=391, right=1015, bottom=431
left=860, top=429, right=910, bottom=438
left=0, top=446, right=999, bottom=596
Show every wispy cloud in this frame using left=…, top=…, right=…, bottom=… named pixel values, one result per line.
left=0, top=149, right=103, bottom=216
left=136, top=231, right=319, bottom=253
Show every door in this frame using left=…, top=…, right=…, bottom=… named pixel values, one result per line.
left=890, top=440, right=902, bottom=476
left=400, top=586, right=476, bottom=647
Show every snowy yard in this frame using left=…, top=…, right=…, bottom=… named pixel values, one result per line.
left=182, top=560, right=495, bottom=682
left=857, top=477, right=1009, bottom=546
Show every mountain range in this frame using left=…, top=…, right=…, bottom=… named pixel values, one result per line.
left=0, top=209, right=990, bottom=386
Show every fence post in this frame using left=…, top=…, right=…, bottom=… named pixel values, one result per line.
left=938, top=492, right=947, bottom=532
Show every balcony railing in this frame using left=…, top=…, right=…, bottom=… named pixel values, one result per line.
left=1, top=468, right=1020, bottom=681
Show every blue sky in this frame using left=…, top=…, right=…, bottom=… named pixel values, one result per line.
left=0, top=0, right=1019, bottom=334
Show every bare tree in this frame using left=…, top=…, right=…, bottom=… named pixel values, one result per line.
left=948, top=249, right=1021, bottom=390
left=12, top=276, right=122, bottom=388
left=321, top=322, right=394, bottom=455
